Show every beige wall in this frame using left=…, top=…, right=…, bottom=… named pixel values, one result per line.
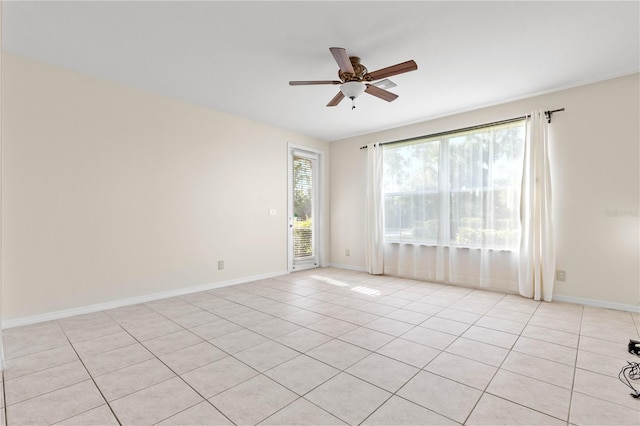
left=0, top=0, right=4, bottom=364
left=330, top=73, right=640, bottom=309
left=2, top=53, right=329, bottom=321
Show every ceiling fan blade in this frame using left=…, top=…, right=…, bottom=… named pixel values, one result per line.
left=366, top=60, right=418, bottom=81
left=365, top=84, right=398, bottom=102
left=330, top=47, right=355, bottom=75
left=289, top=80, right=341, bottom=86
left=327, top=91, right=345, bottom=107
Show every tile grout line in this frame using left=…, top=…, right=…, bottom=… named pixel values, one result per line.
left=182, top=278, right=423, bottom=425
left=359, top=303, right=499, bottom=425
left=60, top=309, right=229, bottom=423
left=2, top=368, right=7, bottom=425
left=133, top=289, right=392, bottom=424
left=454, top=293, right=515, bottom=425
left=357, top=292, right=510, bottom=425
left=459, top=296, right=549, bottom=425
left=167, top=290, right=380, bottom=425
left=390, top=286, right=632, bottom=424
left=566, top=304, right=585, bottom=426
left=355, top=364, right=442, bottom=425
left=55, top=321, right=123, bottom=426
left=133, top=278, right=638, bottom=425
left=259, top=276, right=555, bottom=424
left=133, top=336, right=241, bottom=422
left=204, top=276, right=632, bottom=424
left=479, top=300, right=582, bottom=424
left=103, top=309, right=240, bottom=426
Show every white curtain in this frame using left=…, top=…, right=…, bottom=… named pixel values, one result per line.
left=444, top=125, right=522, bottom=289
left=364, top=143, right=384, bottom=274
left=382, top=121, right=525, bottom=292
left=519, top=111, right=556, bottom=301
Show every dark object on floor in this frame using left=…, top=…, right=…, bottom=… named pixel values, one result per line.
left=619, top=362, right=640, bottom=398
left=619, top=340, right=640, bottom=398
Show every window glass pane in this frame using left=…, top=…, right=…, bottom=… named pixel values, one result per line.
left=383, top=140, right=439, bottom=243
left=382, top=120, right=525, bottom=250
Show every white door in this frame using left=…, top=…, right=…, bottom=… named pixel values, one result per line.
left=288, top=147, right=321, bottom=271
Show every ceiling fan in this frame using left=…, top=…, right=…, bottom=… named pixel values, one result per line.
left=289, top=47, right=418, bottom=110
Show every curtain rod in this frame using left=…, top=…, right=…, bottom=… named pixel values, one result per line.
left=359, top=108, right=565, bottom=150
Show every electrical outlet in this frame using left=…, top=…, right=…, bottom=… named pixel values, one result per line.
left=556, top=270, right=566, bottom=282
left=345, top=249, right=350, bottom=256
left=218, top=260, right=224, bottom=270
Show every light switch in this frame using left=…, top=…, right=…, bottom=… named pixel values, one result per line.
left=269, top=209, right=277, bottom=216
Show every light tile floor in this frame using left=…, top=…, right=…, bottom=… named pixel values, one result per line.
left=2, top=268, right=640, bottom=425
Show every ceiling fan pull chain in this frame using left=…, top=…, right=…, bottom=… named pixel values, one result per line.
left=352, top=98, right=356, bottom=110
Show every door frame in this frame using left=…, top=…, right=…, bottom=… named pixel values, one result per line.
left=287, top=143, right=324, bottom=272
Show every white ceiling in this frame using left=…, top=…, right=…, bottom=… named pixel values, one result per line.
left=3, top=1, right=639, bottom=141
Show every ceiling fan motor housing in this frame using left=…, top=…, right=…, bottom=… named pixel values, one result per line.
left=339, top=57, right=368, bottom=82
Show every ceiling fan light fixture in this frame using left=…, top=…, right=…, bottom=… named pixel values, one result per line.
left=340, top=81, right=366, bottom=110
left=340, top=81, right=365, bottom=99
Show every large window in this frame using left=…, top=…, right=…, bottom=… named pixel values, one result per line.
left=383, top=120, right=525, bottom=250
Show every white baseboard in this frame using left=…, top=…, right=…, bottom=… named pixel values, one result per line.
left=327, top=262, right=367, bottom=272
left=553, top=294, right=640, bottom=313
left=2, top=270, right=289, bottom=329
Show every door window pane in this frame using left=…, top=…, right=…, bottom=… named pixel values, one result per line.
left=293, top=156, right=313, bottom=259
